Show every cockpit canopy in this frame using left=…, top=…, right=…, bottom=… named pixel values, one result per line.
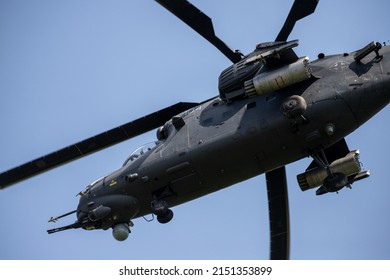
left=80, top=141, right=161, bottom=196
left=122, top=141, right=160, bottom=167
left=81, top=176, right=104, bottom=196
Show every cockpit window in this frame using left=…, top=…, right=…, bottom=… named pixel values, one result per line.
left=122, top=141, right=160, bottom=166
left=82, top=176, right=104, bottom=195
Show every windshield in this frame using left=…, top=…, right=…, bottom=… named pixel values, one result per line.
left=122, top=141, right=160, bottom=166
left=80, top=176, right=104, bottom=196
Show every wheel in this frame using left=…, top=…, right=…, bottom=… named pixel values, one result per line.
left=151, top=200, right=169, bottom=216
left=157, top=209, right=174, bottom=224
left=323, top=172, right=348, bottom=193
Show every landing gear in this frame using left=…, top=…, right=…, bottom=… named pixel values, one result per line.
left=316, top=172, right=350, bottom=195
left=311, top=149, right=350, bottom=195
left=297, top=140, right=370, bottom=195
left=157, top=209, right=174, bottom=224
left=322, top=172, right=348, bottom=192
left=151, top=200, right=174, bottom=224
left=308, top=147, right=368, bottom=195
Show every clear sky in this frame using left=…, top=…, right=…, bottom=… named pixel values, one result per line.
left=0, top=0, right=389, bottom=260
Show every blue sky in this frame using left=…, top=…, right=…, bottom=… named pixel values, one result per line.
left=0, top=0, right=389, bottom=260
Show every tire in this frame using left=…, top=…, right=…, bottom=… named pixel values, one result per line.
left=323, top=172, right=348, bottom=192
left=157, top=209, right=174, bottom=224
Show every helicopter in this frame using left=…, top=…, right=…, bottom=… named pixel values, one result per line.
left=0, top=0, right=390, bottom=260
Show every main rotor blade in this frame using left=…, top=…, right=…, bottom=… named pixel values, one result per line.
left=155, top=0, right=242, bottom=63
left=265, top=166, right=290, bottom=260
left=0, top=102, right=199, bottom=189
left=275, top=0, right=319, bottom=42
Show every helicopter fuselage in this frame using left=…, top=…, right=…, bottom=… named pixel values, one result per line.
left=75, top=44, right=390, bottom=234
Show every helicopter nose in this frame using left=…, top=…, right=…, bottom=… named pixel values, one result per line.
left=76, top=194, right=141, bottom=230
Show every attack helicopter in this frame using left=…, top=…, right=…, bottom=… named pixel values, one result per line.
left=1, top=0, right=389, bottom=260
